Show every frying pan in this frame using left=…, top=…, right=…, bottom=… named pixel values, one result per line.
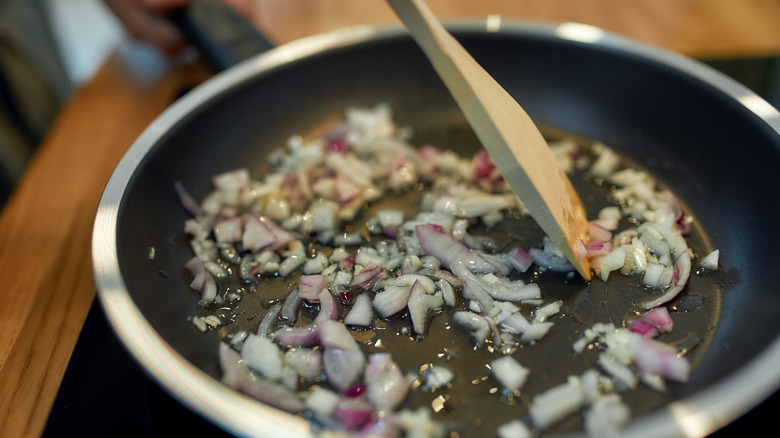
left=92, top=4, right=780, bottom=438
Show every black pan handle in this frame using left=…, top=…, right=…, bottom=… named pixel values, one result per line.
left=167, top=0, right=275, bottom=72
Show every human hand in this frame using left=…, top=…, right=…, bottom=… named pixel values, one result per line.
left=103, top=0, right=258, bottom=57
left=103, top=0, right=189, bottom=56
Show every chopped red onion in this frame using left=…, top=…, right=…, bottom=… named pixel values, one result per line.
left=242, top=215, right=277, bottom=253
left=372, top=285, right=412, bottom=318
left=584, top=395, right=630, bottom=437
left=190, top=105, right=712, bottom=437
left=588, top=221, right=613, bottom=243
left=241, top=334, right=284, bottom=380
left=452, top=311, right=491, bottom=346
left=520, top=322, right=554, bottom=343
left=219, top=343, right=305, bottom=413
left=333, top=396, right=374, bottom=430
left=213, top=217, right=243, bottom=243
left=507, top=247, right=533, bottom=273
left=529, top=237, right=575, bottom=273
left=275, top=289, right=337, bottom=346
left=184, top=256, right=206, bottom=291
left=533, top=300, right=563, bottom=323
left=491, top=356, right=530, bottom=392
left=344, top=293, right=374, bottom=327
left=284, top=347, right=323, bottom=380
left=212, top=168, right=250, bottom=205
left=499, top=313, right=531, bottom=335
left=173, top=180, right=202, bottom=217
left=299, top=274, right=328, bottom=301
left=597, top=354, right=637, bottom=390
left=592, top=247, right=626, bottom=282
left=256, top=303, right=281, bottom=337
left=415, top=223, right=499, bottom=274
left=641, top=251, right=691, bottom=309
left=407, top=280, right=444, bottom=335
left=450, top=264, right=494, bottom=312
left=350, top=262, right=383, bottom=288
left=586, top=240, right=613, bottom=258
left=359, top=418, right=400, bottom=438
left=324, top=136, right=349, bottom=154
left=629, top=335, right=690, bottom=382
left=280, top=289, right=302, bottom=323
left=496, top=420, right=531, bottom=438
left=365, top=353, right=409, bottom=411
left=320, top=320, right=366, bottom=391
left=275, top=324, right=321, bottom=348
left=305, top=387, right=340, bottom=417
left=528, top=376, right=585, bottom=430
left=199, top=270, right=217, bottom=306
left=628, top=307, right=673, bottom=338
left=699, top=249, right=719, bottom=271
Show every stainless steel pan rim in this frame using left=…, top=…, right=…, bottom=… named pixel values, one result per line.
left=92, top=20, right=780, bottom=437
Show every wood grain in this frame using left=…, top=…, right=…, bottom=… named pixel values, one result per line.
left=0, top=1, right=778, bottom=436
left=0, top=54, right=208, bottom=437
left=250, top=0, right=780, bottom=57
left=388, top=0, right=591, bottom=279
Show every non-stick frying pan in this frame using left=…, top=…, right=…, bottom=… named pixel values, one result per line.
left=92, top=6, right=780, bottom=438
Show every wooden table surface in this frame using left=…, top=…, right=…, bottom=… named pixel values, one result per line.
left=1, top=0, right=779, bottom=436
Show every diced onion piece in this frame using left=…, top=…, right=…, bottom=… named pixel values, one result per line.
left=351, top=262, right=383, bottom=288
left=241, top=334, right=284, bottom=380
left=699, top=249, right=719, bottom=271
left=529, top=236, right=575, bottom=273
left=257, top=303, right=281, bottom=337
left=452, top=311, right=490, bottom=346
left=528, top=376, right=585, bottom=430
left=407, top=280, right=444, bottom=335
left=415, top=223, right=499, bottom=274
left=333, top=397, right=374, bottom=430
left=320, top=320, right=366, bottom=391
left=373, top=285, right=412, bottom=318
left=491, top=356, right=530, bottom=392
left=628, top=307, right=673, bottom=338
left=497, top=420, right=531, bottom=438
left=280, top=289, right=302, bottom=323
left=500, top=313, right=530, bottom=334
left=520, top=322, right=553, bottom=343
left=220, top=343, right=306, bottom=413
left=365, top=353, right=409, bottom=411
left=184, top=257, right=207, bottom=291
left=507, top=247, right=533, bottom=273
left=630, top=335, right=690, bottom=382
left=213, top=217, right=243, bottom=243
left=284, top=348, right=323, bottom=380
left=589, top=147, right=620, bottom=179
left=305, top=387, right=340, bottom=417
left=592, top=248, right=626, bottom=282
left=377, top=209, right=404, bottom=228
left=533, top=300, right=562, bottom=323
left=584, top=395, right=630, bottom=437
left=275, top=289, right=337, bottom=346
left=597, top=354, right=637, bottom=390
left=344, top=293, right=374, bottom=326
left=299, top=274, right=328, bottom=301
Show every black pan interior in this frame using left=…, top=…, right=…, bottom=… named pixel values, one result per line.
left=113, top=28, right=780, bottom=431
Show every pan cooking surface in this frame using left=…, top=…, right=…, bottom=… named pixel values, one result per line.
left=95, top=23, right=780, bottom=437
left=159, top=117, right=722, bottom=435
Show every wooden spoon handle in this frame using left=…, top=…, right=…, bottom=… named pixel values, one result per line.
left=388, top=0, right=591, bottom=280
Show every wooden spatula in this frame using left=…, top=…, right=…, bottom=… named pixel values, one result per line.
left=387, top=0, right=591, bottom=280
